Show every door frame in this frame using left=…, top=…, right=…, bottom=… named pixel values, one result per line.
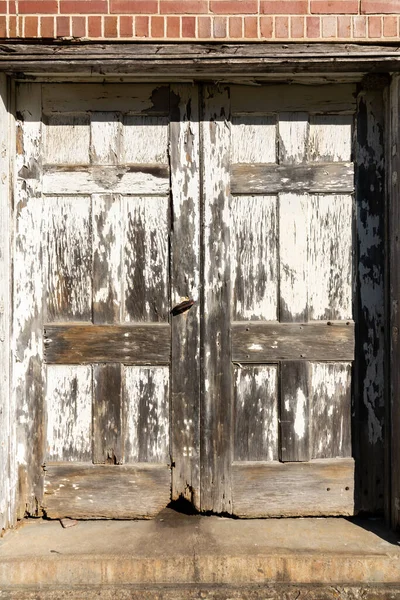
left=0, top=43, right=399, bottom=530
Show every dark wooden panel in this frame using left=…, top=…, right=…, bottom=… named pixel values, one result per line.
left=44, top=324, right=171, bottom=364
left=42, top=462, right=170, bottom=518
left=232, top=458, right=355, bottom=517
left=231, top=163, right=354, bottom=194
left=93, top=364, right=122, bottom=465
left=170, top=84, right=201, bottom=506
left=201, top=84, right=232, bottom=513
left=232, top=321, right=355, bottom=362
left=280, top=361, right=311, bottom=462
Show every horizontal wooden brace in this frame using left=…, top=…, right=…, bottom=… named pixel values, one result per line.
left=44, top=323, right=171, bottom=365
left=232, top=458, right=354, bottom=517
left=231, top=163, right=354, bottom=195
left=42, top=462, right=170, bottom=519
left=232, top=321, right=355, bottom=362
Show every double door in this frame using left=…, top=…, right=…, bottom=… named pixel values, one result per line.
left=15, top=82, right=355, bottom=518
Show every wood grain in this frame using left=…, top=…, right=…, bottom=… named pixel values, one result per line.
left=90, top=112, right=120, bottom=165
left=93, top=364, right=122, bottom=465
left=231, top=116, right=276, bottom=163
left=232, top=321, right=355, bottom=362
left=42, top=462, right=171, bottom=519
left=122, top=116, right=169, bottom=164
left=232, top=458, right=355, bottom=517
left=231, top=163, right=354, bottom=194
left=44, top=324, right=171, bottom=364
left=43, top=114, right=90, bottom=165
left=280, top=361, right=311, bottom=462
left=170, top=84, right=201, bottom=507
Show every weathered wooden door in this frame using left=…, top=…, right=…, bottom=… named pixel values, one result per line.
left=15, top=81, right=355, bottom=519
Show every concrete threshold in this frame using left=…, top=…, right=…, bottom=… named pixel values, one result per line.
left=1, top=509, right=400, bottom=598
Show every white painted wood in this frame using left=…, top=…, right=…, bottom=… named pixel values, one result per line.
left=42, top=168, right=169, bottom=196
left=46, top=365, right=92, bottom=462
left=279, top=193, right=308, bottom=322
left=278, top=112, right=309, bottom=164
left=308, top=194, right=353, bottom=320
left=42, top=83, right=170, bottom=114
left=45, top=196, right=92, bottom=321
left=231, top=195, right=278, bottom=321
left=123, top=366, right=169, bottom=463
left=0, top=74, right=12, bottom=531
left=123, top=196, right=169, bottom=323
left=231, top=116, right=276, bottom=163
left=43, top=114, right=90, bottom=165
left=122, top=116, right=169, bottom=164
left=90, top=112, right=120, bottom=165
left=308, top=115, right=353, bottom=162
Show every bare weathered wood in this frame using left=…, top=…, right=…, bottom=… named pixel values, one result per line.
left=170, top=84, right=201, bottom=507
left=280, top=361, right=311, bottom=462
left=355, top=81, right=386, bottom=515
left=43, top=114, right=90, bottom=165
left=232, top=458, right=355, bottom=517
left=234, top=366, right=278, bottom=461
left=201, top=85, right=232, bottom=513
left=90, top=112, right=120, bottom=165
left=123, top=366, right=169, bottom=463
left=231, top=163, right=354, bottom=194
left=44, top=324, right=171, bottom=365
left=93, top=364, right=122, bottom=465
left=42, top=463, right=170, bottom=519
left=232, top=321, right=355, bottom=362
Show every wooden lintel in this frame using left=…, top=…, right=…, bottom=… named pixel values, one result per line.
left=44, top=323, right=171, bottom=365
left=232, top=321, right=355, bottom=362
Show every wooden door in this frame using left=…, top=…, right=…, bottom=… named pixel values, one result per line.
left=14, top=83, right=200, bottom=518
left=201, top=84, right=356, bottom=516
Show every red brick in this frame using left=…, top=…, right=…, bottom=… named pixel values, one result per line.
left=261, top=1, right=307, bottom=15
left=383, top=15, right=398, bottom=37
left=161, top=1, right=207, bottom=14
left=9, top=15, right=17, bottom=36
left=120, top=15, right=133, bottom=36
left=182, top=15, right=195, bottom=35
left=244, top=16, right=257, bottom=37
left=197, top=15, right=211, bottom=37
left=19, top=1, right=58, bottom=14
left=151, top=15, right=165, bottom=36
left=88, top=15, right=102, bottom=36
left=306, top=15, right=320, bottom=37
left=17, top=15, right=23, bottom=35
left=71, top=16, right=86, bottom=36
left=322, top=15, right=336, bottom=37
left=104, top=15, right=118, bottom=36
left=56, top=16, right=70, bottom=36
left=290, top=15, right=304, bottom=37
left=353, top=15, right=366, bottom=37
left=229, top=16, right=242, bottom=37
left=166, top=15, right=180, bottom=36
left=213, top=15, right=227, bottom=37
left=337, top=14, right=350, bottom=36
left=260, top=15, right=273, bottom=37
left=110, top=0, right=158, bottom=13
left=210, top=1, right=258, bottom=14
left=41, top=15, right=54, bottom=36
left=310, top=0, right=358, bottom=14
left=368, top=15, right=381, bottom=37
left=0, top=16, right=6, bottom=36
left=9, top=1, right=17, bottom=14
left=0, top=1, right=6, bottom=14
left=275, top=15, right=288, bottom=37
left=60, top=0, right=108, bottom=13
left=362, top=1, right=400, bottom=14
left=135, top=15, right=149, bottom=36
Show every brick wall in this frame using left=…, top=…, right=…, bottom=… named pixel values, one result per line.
left=0, top=0, right=399, bottom=41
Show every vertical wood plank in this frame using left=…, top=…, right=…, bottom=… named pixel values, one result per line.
left=123, top=366, right=169, bottom=463
left=14, top=83, right=45, bottom=516
left=308, top=115, right=353, bottom=162
left=0, top=74, right=13, bottom=531
left=231, top=116, right=276, bottom=163
left=280, top=361, right=311, bottom=462
left=278, top=112, right=309, bottom=164
left=355, top=79, right=386, bottom=515
left=170, top=84, right=201, bottom=507
left=231, top=195, right=278, bottom=321
left=234, top=366, right=278, bottom=461
left=93, top=364, right=122, bottom=464
left=46, top=365, right=92, bottom=462
left=90, top=112, right=120, bottom=165
left=43, top=114, right=90, bottom=165
left=123, top=196, right=169, bottom=323
left=201, top=85, right=232, bottom=513
left=122, top=116, right=169, bottom=164
left=46, top=196, right=92, bottom=322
